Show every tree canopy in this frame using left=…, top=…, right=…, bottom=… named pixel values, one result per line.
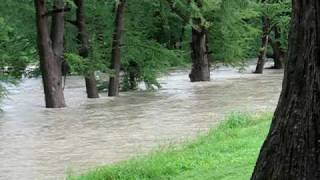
left=0, top=0, right=291, bottom=102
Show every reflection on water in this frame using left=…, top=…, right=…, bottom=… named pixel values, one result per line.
left=0, top=63, right=283, bottom=179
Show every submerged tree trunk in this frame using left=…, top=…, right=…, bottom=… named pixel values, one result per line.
left=34, top=0, right=66, bottom=108
left=74, top=0, right=99, bottom=98
left=129, top=71, right=137, bottom=90
left=251, top=1, right=320, bottom=179
left=163, top=0, right=210, bottom=82
left=189, top=26, right=210, bottom=82
left=127, top=61, right=138, bottom=90
left=254, top=16, right=270, bottom=74
left=108, top=0, right=127, bottom=96
left=270, top=27, right=285, bottom=69
left=189, top=0, right=210, bottom=82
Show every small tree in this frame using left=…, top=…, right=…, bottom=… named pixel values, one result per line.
left=108, top=0, right=127, bottom=96
left=74, top=0, right=99, bottom=98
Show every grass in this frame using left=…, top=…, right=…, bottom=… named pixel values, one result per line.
left=69, top=112, right=272, bottom=180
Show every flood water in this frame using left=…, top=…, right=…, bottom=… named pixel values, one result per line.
left=0, top=63, right=283, bottom=180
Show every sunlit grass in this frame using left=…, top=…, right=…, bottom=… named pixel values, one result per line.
left=69, top=112, right=272, bottom=180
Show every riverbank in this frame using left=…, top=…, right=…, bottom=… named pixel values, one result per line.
left=71, top=113, right=272, bottom=180
left=0, top=64, right=282, bottom=179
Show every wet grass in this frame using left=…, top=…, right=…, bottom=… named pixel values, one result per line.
left=69, top=112, right=272, bottom=180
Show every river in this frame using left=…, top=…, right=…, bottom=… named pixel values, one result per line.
left=0, top=63, right=283, bottom=179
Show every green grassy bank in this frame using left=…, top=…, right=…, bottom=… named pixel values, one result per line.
left=70, top=113, right=272, bottom=180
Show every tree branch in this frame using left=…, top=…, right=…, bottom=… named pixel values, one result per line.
left=162, top=0, right=190, bottom=24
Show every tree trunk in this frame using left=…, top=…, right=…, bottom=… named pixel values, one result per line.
left=189, top=26, right=210, bottom=82
left=127, top=61, right=138, bottom=90
left=251, top=1, right=320, bottom=179
left=34, top=0, right=66, bottom=108
left=254, top=16, right=270, bottom=74
left=175, top=26, right=185, bottom=49
left=51, top=0, right=65, bottom=68
left=270, top=27, right=285, bottom=69
left=108, top=0, right=126, bottom=96
left=129, top=71, right=137, bottom=90
left=74, top=0, right=99, bottom=98
left=189, top=0, right=210, bottom=82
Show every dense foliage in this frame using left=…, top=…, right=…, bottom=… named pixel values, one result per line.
left=0, top=0, right=291, bottom=96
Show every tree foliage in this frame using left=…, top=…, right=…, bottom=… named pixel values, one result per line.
left=0, top=0, right=292, bottom=94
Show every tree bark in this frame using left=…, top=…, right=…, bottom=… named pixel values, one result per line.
left=251, top=1, right=320, bottom=179
left=74, top=0, right=99, bottom=98
left=51, top=0, right=65, bottom=71
left=189, top=0, right=210, bottom=82
left=270, top=27, right=285, bottom=69
left=34, top=0, right=66, bottom=108
left=108, top=0, right=126, bottom=96
left=189, top=27, right=210, bottom=82
left=254, top=16, right=270, bottom=74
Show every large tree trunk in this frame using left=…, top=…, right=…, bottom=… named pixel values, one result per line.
left=51, top=0, right=65, bottom=65
left=108, top=0, right=126, bottom=96
left=270, top=27, right=285, bottom=69
left=74, top=0, right=99, bottom=98
left=251, top=1, right=320, bottom=179
left=34, top=0, right=66, bottom=108
left=189, top=0, right=210, bottom=82
left=254, top=16, right=270, bottom=74
left=189, top=25, right=210, bottom=82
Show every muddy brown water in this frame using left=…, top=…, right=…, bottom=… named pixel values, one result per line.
left=0, top=63, right=283, bottom=180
